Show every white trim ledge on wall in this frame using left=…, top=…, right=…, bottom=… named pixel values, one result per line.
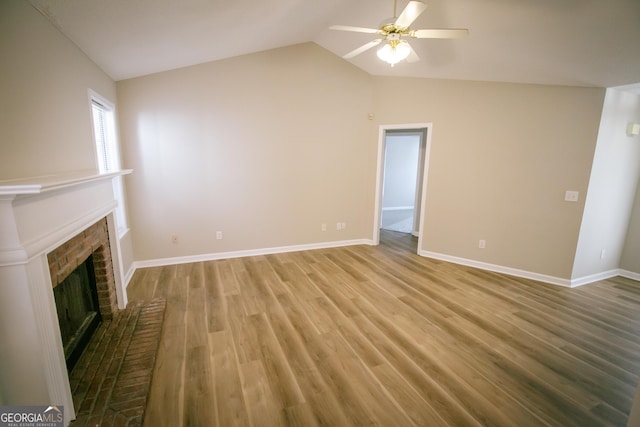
left=420, top=250, right=640, bottom=288
left=126, top=239, right=375, bottom=284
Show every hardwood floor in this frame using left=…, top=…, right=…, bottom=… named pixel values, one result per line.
left=126, top=230, right=640, bottom=426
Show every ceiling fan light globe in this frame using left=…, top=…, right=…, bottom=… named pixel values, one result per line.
left=377, top=41, right=411, bottom=66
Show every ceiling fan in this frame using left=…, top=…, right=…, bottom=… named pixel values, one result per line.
left=330, top=0, right=468, bottom=66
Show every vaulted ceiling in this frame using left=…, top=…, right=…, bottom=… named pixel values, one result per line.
left=29, top=0, right=640, bottom=91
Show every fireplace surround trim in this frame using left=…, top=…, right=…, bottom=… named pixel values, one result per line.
left=0, top=170, right=131, bottom=426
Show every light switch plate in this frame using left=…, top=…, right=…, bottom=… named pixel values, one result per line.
left=564, top=190, right=579, bottom=202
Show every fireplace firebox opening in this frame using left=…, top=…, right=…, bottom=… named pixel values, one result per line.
left=53, top=254, right=102, bottom=371
left=47, top=217, right=119, bottom=372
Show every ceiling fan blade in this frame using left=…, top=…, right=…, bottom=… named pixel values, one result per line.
left=406, top=44, right=420, bottom=63
left=411, top=28, right=469, bottom=39
left=343, top=39, right=383, bottom=59
left=394, top=1, right=428, bottom=29
left=329, top=25, right=380, bottom=34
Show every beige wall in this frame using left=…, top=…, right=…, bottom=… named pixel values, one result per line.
left=117, top=43, right=376, bottom=261
left=118, top=44, right=607, bottom=279
left=0, top=0, right=612, bottom=281
left=373, top=77, right=605, bottom=279
left=573, top=89, right=640, bottom=279
left=0, top=0, right=116, bottom=180
left=0, top=1, right=135, bottom=278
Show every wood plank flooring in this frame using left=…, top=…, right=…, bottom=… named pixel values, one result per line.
left=126, top=230, right=640, bottom=426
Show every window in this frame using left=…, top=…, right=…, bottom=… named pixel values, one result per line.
left=92, top=99, right=117, bottom=173
left=89, top=90, right=128, bottom=235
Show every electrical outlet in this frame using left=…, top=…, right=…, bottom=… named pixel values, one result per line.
left=171, top=235, right=179, bottom=244
left=341, top=222, right=347, bottom=230
left=216, top=231, right=223, bottom=240
left=479, top=239, right=486, bottom=249
left=336, top=222, right=342, bottom=231
left=600, top=249, right=605, bottom=260
left=321, top=223, right=327, bottom=232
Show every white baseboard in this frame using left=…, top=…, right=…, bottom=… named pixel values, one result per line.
left=419, top=250, right=573, bottom=287
left=123, top=264, right=136, bottom=288
left=569, top=269, right=621, bottom=287
left=125, top=240, right=640, bottom=289
left=381, top=206, right=414, bottom=211
left=419, top=250, right=640, bottom=288
left=131, top=239, right=375, bottom=271
left=618, top=269, right=640, bottom=281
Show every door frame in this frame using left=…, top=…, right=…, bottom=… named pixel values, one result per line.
left=372, top=123, right=433, bottom=254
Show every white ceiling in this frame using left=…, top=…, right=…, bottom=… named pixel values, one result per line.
left=29, top=0, right=640, bottom=90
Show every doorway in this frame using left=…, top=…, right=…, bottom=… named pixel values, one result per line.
left=373, top=123, right=432, bottom=254
left=381, top=131, right=422, bottom=234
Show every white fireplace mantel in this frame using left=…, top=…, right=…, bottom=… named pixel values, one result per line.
left=0, top=169, right=131, bottom=426
left=0, top=170, right=130, bottom=196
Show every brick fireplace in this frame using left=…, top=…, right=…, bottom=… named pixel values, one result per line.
left=0, top=170, right=131, bottom=426
left=48, top=218, right=118, bottom=321
left=47, top=218, right=120, bottom=373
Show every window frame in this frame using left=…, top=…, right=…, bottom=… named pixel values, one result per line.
left=88, top=89, right=129, bottom=237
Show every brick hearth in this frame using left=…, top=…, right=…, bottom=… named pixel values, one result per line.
left=46, top=216, right=167, bottom=426
left=68, top=298, right=166, bottom=426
